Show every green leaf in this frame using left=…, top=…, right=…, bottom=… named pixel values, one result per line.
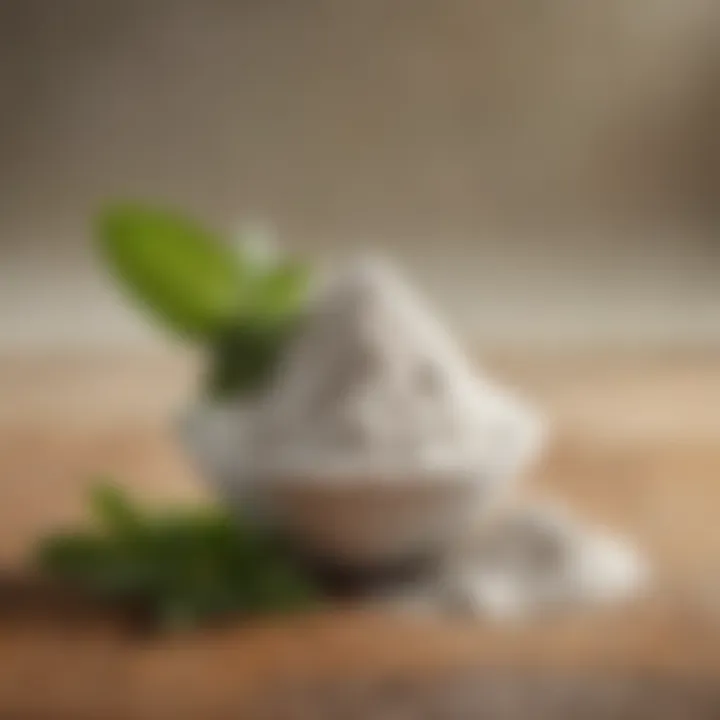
left=95, top=202, right=313, bottom=399
left=253, top=262, right=310, bottom=320
left=96, top=204, right=244, bottom=338
left=205, top=320, right=295, bottom=399
left=36, top=531, right=107, bottom=579
left=89, top=481, right=140, bottom=533
left=33, top=484, right=319, bottom=630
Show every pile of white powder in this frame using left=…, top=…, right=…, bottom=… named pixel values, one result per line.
left=244, top=256, right=648, bottom=618
left=251, top=257, right=542, bottom=481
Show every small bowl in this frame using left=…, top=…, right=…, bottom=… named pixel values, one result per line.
left=259, top=471, right=492, bottom=567
left=179, top=398, right=545, bottom=568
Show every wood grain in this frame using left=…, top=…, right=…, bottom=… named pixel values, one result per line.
left=1, top=352, right=720, bottom=718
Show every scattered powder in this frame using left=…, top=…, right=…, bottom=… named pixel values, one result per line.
left=439, top=499, right=649, bottom=619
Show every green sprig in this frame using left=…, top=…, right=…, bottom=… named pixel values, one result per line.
left=95, top=203, right=311, bottom=398
left=36, top=482, right=319, bottom=631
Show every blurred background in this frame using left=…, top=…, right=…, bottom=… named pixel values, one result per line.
left=3, top=0, right=720, bottom=354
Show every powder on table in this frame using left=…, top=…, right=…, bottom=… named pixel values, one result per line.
left=439, top=499, right=649, bottom=619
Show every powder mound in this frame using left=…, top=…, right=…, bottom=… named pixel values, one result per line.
left=251, top=257, right=543, bottom=481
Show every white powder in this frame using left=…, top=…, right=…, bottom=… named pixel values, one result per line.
left=186, top=255, right=648, bottom=617
left=440, top=500, right=649, bottom=619
left=250, top=257, right=543, bottom=482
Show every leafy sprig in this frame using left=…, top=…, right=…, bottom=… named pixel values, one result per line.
left=95, top=204, right=310, bottom=398
left=35, top=482, right=319, bottom=631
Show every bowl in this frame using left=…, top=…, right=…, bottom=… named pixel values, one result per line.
left=256, top=472, right=491, bottom=567
left=178, top=397, right=545, bottom=568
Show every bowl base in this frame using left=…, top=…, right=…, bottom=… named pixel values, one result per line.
left=294, top=550, right=443, bottom=600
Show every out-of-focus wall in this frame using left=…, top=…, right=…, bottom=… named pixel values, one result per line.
left=2, top=0, right=720, bottom=352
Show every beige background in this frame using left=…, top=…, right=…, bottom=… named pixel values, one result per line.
left=2, top=0, right=720, bottom=353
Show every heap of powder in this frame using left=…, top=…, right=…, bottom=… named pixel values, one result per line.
left=203, top=255, right=649, bottom=617
left=250, top=257, right=543, bottom=481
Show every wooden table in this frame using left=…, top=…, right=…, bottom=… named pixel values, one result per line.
left=1, top=353, right=720, bottom=718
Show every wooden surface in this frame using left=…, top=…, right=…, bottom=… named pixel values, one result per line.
left=2, top=352, right=720, bottom=718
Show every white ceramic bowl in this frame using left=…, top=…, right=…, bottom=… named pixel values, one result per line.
left=179, top=399, right=544, bottom=568
left=255, top=472, right=492, bottom=566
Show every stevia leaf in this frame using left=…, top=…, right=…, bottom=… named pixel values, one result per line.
left=96, top=203, right=244, bottom=339
left=89, top=482, right=140, bottom=534
left=253, top=262, right=310, bottom=320
left=36, top=531, right=107, bottom=579
left=34, top=484, right=320, bottom=630
left=205, top=320, right=293, bottom=398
